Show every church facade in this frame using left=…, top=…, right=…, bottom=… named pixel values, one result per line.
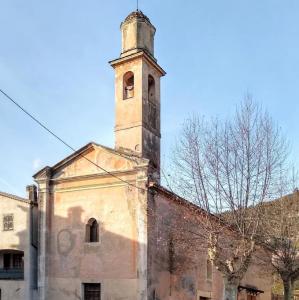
left=0, top=10, right=273, bottom=300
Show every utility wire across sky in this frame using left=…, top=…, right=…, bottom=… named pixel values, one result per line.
left=0, top=88, right=218, bottom=241
left=0, top=88, right=146, bottom=192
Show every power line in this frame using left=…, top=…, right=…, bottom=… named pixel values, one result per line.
left=0, top=90, right=224, bottom=245
left=0, top=89, right=224, bottom=242
left=0, top=88, right=145, bottom=191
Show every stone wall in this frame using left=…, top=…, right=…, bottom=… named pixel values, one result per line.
left=147, top=187, right=272, bottom=300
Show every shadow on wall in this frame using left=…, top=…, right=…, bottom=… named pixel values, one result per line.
left=46, top=205, right=208, bottom=300
left=18, top=204, right=38, bottom=292
left=47, top=206, right=141, bottom=279
left=35, top=204, right=150, bottom=300
left=40, top=203, right=205, bottom=300
left=1, top=199, right=270, bottom=300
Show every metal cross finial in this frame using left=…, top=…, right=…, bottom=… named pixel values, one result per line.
left=137, top=0, right=139, bottom=11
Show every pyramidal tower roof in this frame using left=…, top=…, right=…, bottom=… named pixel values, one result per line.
left=122, top=10, right=153, bottom=26
left=118, top=10, right=156, bottom=59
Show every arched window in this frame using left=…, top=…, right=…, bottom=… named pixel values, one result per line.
left=123, top=71, right=134, bottom=99
left=86, top=218, right=99, bottom=243
left=148, top=75, right=155, bottom=102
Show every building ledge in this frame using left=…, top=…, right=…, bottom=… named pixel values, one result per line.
left=109, top=50, right=166, bottom=76
left=0, top=269, right=24, bottom=280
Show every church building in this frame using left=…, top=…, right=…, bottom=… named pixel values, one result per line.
left=0, top=10, right=272, bottom=300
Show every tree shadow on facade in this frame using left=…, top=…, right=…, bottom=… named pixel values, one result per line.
left=42, top=205, right=147, bottom=299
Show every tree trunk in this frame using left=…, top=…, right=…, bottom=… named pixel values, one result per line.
left=283, top=279, right=294, bottom=300
left=223, top=277, right=238, bottom=300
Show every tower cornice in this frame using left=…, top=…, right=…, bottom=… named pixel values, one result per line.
left=109, top=50, right=166, bottom=77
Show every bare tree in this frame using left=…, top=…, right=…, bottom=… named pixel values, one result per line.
left=257, top=170, right=299, bottom=300
left=170, top=96, right=289, bottom=300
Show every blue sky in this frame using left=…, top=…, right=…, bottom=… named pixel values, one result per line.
left=0, top=0, right=299, bottom=196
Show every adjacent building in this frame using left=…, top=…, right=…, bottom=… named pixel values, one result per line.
left=0, top=188, right=37, bottom=300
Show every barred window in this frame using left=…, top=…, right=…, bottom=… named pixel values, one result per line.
left=3, top=214, right=13, bottom=231
left=13, top=254, right=24, bottom=269
left=84, top=283, right=101, bottom=300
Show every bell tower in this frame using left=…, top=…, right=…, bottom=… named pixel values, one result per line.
left=110, top=10, right=166, bottom=175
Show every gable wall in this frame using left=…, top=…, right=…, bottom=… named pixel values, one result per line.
left=39, top=148, right=150, bottom=300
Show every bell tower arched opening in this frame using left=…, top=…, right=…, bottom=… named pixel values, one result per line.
left=148, top=75, right=155, bottom=103
left=123, top=71, right=134, bottom=99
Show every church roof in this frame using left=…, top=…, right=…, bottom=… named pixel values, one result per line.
left=123, top=10, right=152, bottom=24
left=0, top=191, right=30, bottom=204
left=149, top=183, right=210, bottom=216
left=149, top=183, right=232, bottom=228
left=33, top=142, right=149, bottom=180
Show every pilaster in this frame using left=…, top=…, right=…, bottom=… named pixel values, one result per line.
left=34, top=167, right=52, bottom=300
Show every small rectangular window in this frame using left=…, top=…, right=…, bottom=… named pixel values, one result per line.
left=84, top=283, right=101, bottom=300
left=206, top=259, right=212, bottom=281
left=3, top=214, right=13, bottom=231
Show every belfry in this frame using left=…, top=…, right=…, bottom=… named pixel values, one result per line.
left=110, top=11, right=166, bottom=174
